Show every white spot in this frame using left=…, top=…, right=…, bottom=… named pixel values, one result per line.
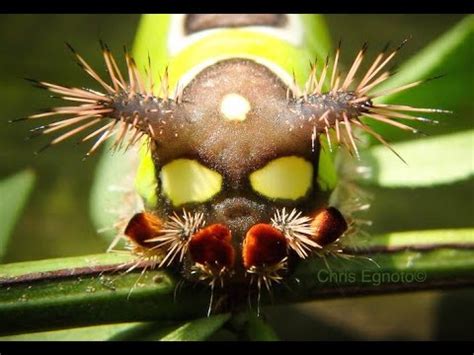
left=220, top=93, right=251, bottom=122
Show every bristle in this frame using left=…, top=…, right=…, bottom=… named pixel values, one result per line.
left=146, top=52, right=154, bottom=96
left=341, top=43, right=367, bottom=90
left=66, top=42, right=115, bottom=94
left=246, top=255, right=288, bottom=316
left=162, top=67, right=170, bottom=100
left=323, top=116, right=333, bottom=151
left=382, top=41, right=391, bottom=53
left=342, top=112, right=359, bottom=159
left=9, top=117, right=28, bottom=123
left=370, top=107, right=440, bottom=124
left=357, top=51, right=386, bottom=91
left=357, top=71, right=391, bottom=94
left=334, top=118, right=341, bottom=143
left=101, top=42, right=123, bottom=92
left=304, top=60, right=317, bottom=95
left=314, top=56, right=329, bottom=94
left=330, top=40, right=342, bottom=91
left=353, top=120, right=407, bottom=164
left=84, top=125, right=116, bottom=158
left=370, top=79, right=424, bottom=98
left=373, top=103, right=451, bottom=114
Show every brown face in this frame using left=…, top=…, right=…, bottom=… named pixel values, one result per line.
left=149, top=59, right=330, bottom=281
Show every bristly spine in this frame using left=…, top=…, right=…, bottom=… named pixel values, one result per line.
left=19, top=42, right=177, bottom=158
left=146, top=209, right=206, bottom=267
left=289, top=40, right=450, bottom=161
left=271, top=208, right=321, bottom=258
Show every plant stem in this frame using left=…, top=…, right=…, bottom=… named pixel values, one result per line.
left=1, top=229, right=473, bottom=336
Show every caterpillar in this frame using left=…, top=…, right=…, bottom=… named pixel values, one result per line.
left=21, top=14, right=446, bottom=315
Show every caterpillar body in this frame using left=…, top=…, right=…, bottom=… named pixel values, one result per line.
left=22, top=14, right=446, bottom=314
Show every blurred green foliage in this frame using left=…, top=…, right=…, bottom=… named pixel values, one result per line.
left=0, top=170, right=35, bottom=260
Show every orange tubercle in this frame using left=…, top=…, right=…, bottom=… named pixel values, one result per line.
left=310, top=207, right=348, bottom=246
left=124, top=212, right=164, bottom=248
left=243, top=224, right=288, bottom=269
left=188, top=224, right=235, bottom=269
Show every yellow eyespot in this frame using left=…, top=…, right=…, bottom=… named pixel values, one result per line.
left=160, top=159, right=223, bottom=206
left=249, top=156, right=313, bottom=200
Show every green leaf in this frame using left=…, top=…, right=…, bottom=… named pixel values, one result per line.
left=0, top=169, right=35, bottom=261
left=160, top=314, right=230, bottom=341
left=107, top=322, right=182, bottom=341
left=361, top=129, right=474, bottom=187
left=0, top=321, right=190, bottom=341
left=0, top=322, right=144, bottom=341
left=372, top=15, right=474, bottom=142
left=358, top=228, right=474, bottom=250
left=89, top=146, right=139, bottom=244
left=301, top=14, right=332, bottom=62
left=243, top=313, right=279, bottom=341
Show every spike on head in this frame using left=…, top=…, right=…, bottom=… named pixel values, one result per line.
left=21, top=45, right=184, bottom=157
left=286, top=41, right=448, bottom=162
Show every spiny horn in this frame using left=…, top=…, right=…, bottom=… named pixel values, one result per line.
left=287, top=40, right=449, bottom=161
left=19, top=43, right=184, bottom=158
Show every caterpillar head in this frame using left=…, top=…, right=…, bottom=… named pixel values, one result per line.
left=22, top=41, right=445, bottom=312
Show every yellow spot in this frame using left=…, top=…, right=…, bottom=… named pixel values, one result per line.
left=249, top=156, right=313, bottom=200
left=220, top=93, right=251, bottom=121
left=160, top=159, right=223, bottom=206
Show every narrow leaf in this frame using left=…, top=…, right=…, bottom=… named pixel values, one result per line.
left=361, top=130, right=474, bottom=187
left=244, top=313, right=279, bottom=341
left=356, top=228, right=474, bottom=251
left=0, top=322, right=144, bottom=341
left=160, top=313, right=230, bottom=341
left=0, top=169, right=35, bottom=261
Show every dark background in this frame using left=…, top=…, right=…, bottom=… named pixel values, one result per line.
left=0, top=14, right=472, bottom=340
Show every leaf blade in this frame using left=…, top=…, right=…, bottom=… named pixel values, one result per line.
left=160, top=313, right=231, bottom=341
left=244, top=313, right=279, bottom=341
left=0, top=169, right=35, bottom=261
left=361, top=130, right=474, bottom=187
left=0, top=322, right=144, bottom=341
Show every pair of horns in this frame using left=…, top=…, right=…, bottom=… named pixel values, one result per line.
left=19, top=42, right=447, bottom=161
